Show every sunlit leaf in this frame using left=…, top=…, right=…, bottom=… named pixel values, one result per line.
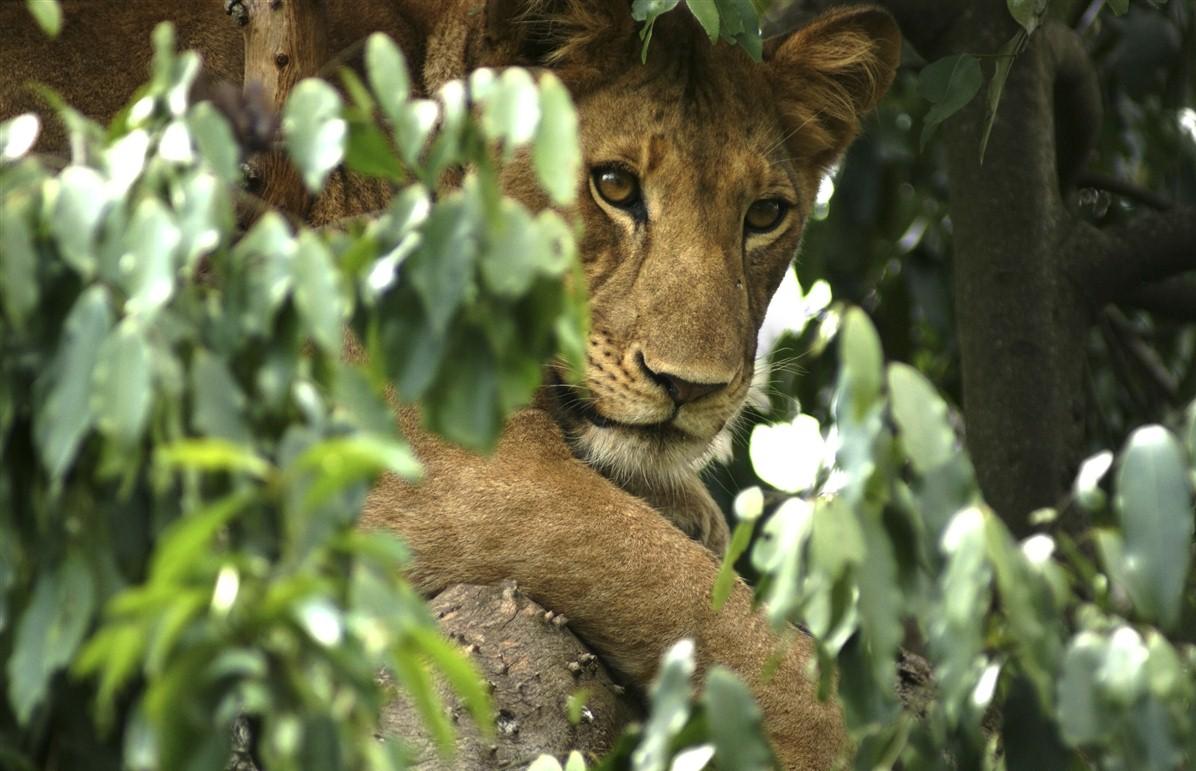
left=0, top=113, right=40, bottom=161
left=888, top=362, right=956, bottom=473
left=533, top=74, right=580, bottom=206
left=283, top=79, right=346, bottom=192
left=51, top=165, right=110, bottom=276
left=1112, top=425, right=1193, bottom=629
left=749, top=414, right=823, bottom=493
left=633, top=639, right=695, bottom=771
left=121, top=197, right=181, bottom=318
left=365, top=33, right=411, bottom=123
left=25, top=0, right=62, bottom=37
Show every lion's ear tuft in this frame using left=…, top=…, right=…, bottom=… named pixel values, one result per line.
left=767, top=6, right=901, bottom=170
left=484, top=0, right=636, bottom=88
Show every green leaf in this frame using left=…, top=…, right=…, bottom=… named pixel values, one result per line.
left=233, top=212, right=296, bottom=334
left=749, top=414, right=823, bottom=493
left=409, top=625, right=493, bottom=739
left=533, top=73, right=580, bottom=206
left=686, top=0, right=721, bottom=41
left=149, top=490, right=256, bottom=583
left=190, top=349, right=252, bottom=445
left=887, top=363, right=955, bottom=473
left=839, top=307, right=884, bottom=418
left=0, top=195, right=39, bottom=326
left=292, top=230, right=346, bottom=354
left=283, top=79, right=346, bottom=193
left=91, top=322, right=153, bottom=446
left=393, top=99, right=438, bottom=168
left=365, top=33, right=411, bottom=123
left=1104, top=0, right=1129, bottom=14
left=187, top=102, right=240, bottom=184
left=156, top=438, right=271, bottom=478
left=25, top=0, right=62, bottom=37
left=528, top=756, right=564, bottom=771
left=392, top=650, right=455, bottom=754
left=715, top=0, right=762, bottom=60
left=980, top=31, right=1026, bottom=163
left=566, top=689, right=590, bottom=725
left=633, top=639, right=694, bottom=771
left=479, top=199, right=545, bottom=297
left=51, top=165, right=110, bottom=276
left=701, top=667, right=774, bottom=771
left=424, top=331, right=501, bottom=451
left=407, top=196, right=476, bottom=334
left=1073, top=450, right=1114, bottom=511
left=1056, top=632, right=1108, bottom=745
left=121, top=197, right=181, bottom=318
left=856, top=510, right=903, bottom=688
left=344, top=117, right=406, bottom=181
left=811, top=497, right=865, bottom=580
left=175, top=170, right=232, bottom=274
left=481, top=68, right=541, bottom=148
left=918, top=55, right=982, bottom=149
left=632, top=0, right=681, bottom=61
left=1007, top=0, right=1048, bottom=35
left=0, top=113, right=40, bottom=161
left=293, top=434, right=422, bottom=510
left=103, top=129, right=149, bottom=197
left=712, top=519, right=753, bottom=611
left=1112, top=425, right=1193, bottom=629
left=35, top=286, right=113, bottom=477
left=7, top=551, right=95, bottom=724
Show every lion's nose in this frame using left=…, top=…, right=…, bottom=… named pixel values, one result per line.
left=638, top=353, right=728, bottom=406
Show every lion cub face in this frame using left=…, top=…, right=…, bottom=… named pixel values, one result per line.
left=497, top=5, right=900, bottom=488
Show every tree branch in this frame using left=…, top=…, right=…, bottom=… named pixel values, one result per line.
left=1079, top=206, right=1196, bottom=306
left=1120, top=274, right=1196, bottom=322
left=1075, top=171, right=1174, bottom=212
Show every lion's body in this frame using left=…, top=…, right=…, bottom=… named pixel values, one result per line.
left=0, top=3, right=899, bottom=767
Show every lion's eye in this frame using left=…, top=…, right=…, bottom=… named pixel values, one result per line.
left=745, top=199, right=789, bottom=233
left=592, top=166, right=641, bottom=208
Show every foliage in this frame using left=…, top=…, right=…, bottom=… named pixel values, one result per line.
left=0, top=21, right=583, bottom=771
left=737, top=308, right=1195, bottom=769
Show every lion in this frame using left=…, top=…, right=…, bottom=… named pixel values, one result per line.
left=1, top=2, right=899, bottom=767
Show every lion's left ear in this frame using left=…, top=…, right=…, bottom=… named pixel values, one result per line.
left=767, top=6, right=901, bottom=169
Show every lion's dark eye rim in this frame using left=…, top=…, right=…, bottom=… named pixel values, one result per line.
left=744, top=198, right=791, bottom=233
left=591, top=165, right=642, bottom=209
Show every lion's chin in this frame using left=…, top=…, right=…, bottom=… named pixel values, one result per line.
left=565, top=421, right=721, bottom=490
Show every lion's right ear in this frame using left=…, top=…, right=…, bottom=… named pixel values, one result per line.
left=481, top=0, right=637, bottom=89
left=767, top=6, right=901, bottom=170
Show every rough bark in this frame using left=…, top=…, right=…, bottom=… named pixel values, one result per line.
left=232, top=0, right=328, bottom=216
left=377, top=583, right=643, bottom=769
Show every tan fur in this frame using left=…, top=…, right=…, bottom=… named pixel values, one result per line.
left=0, top=3, right=899, bottom=767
